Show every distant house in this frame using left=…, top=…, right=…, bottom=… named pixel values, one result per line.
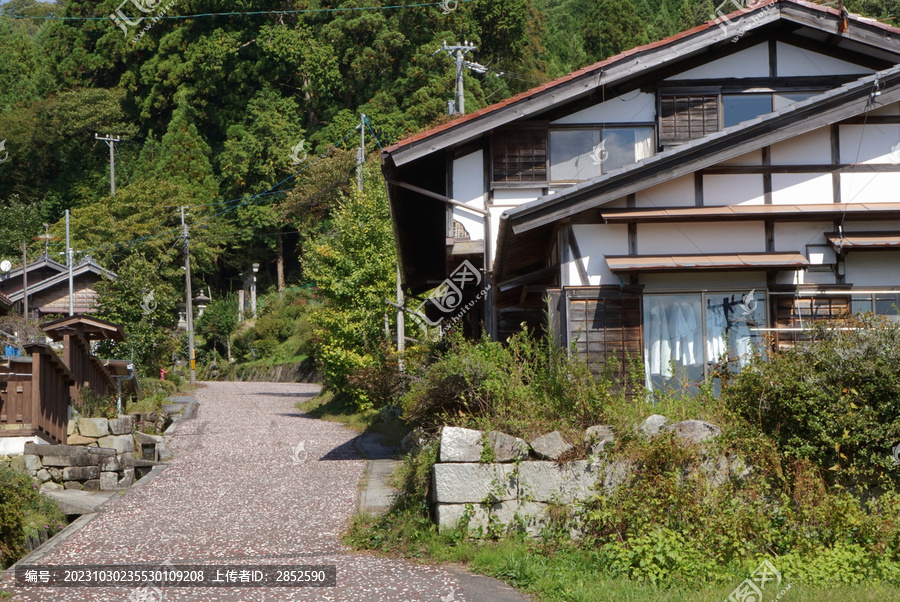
left=0, top=292, right=10, bottom=317
left=0, top=254, right=115, bottom=317
left=382, top=0, right=900, bottom=389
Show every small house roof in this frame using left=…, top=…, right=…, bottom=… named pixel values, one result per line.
left=5, top=257, right=115, bottom=304
left=42, top=315, right=126, bottom=342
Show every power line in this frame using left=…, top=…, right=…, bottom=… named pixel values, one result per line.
left=0, top=0, right=474, bottom=21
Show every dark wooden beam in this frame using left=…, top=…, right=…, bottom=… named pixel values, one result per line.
left=778, top=31, right=897, bottom=71
left=657, top=75, right=857, bottom=92
left=509, top=75, right=900, bottom=233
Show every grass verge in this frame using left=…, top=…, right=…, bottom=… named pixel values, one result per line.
left=347, top=511, right=900, bottom=602
left=297, top=390, right=408, bottom=447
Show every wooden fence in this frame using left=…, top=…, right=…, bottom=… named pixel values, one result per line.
left=0, top=344, right=74, bottom=445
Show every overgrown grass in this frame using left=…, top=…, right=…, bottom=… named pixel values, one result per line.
left=334, top=317, right=900, bottom=600
left=126, top=391, right=169, bottom=416
left=298, top=390, right=408, bottom=447
left=348, top=509, right=900, bottom=602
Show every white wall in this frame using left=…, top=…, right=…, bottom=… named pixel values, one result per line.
left=839, top=124, right=900, bottom=164
left=635, top=174, right=695, bottom=208
left=703, top=174, right=765, bottom=206
left=566, top=224, right=629, bottom=285
left=637, top=222, right=766, bottom=255
left=667, top=44, right=769, bottom=79
left=771, top=174, right=833, bottom=205
left=452, top=150, right=486, bottom=240
left=841, top=173, right=900, bottom=203
left=773, top=222, right=831, bottom=253
left=776, top=42, right=874, bottom=77
left=770, top=129, right=831, bottom=164
left=492, top=188, right=544, bottom=206
left=845, top=251, right=900, bottom=286
left=551, top=92, right=655, bottom=124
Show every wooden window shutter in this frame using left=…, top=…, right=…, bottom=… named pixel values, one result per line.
left=772, top=295, right=850, bottom=349
left=659, top=95, right=719, bottom=143
left=567, top=289, right=642, bottom=379
left=492, top=127, right=548, bottom=183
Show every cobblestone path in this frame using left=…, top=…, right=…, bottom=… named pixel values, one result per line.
left=0, top=381, right=479, bottom=601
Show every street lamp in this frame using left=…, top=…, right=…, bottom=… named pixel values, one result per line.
left=194, top=290, right=211, bottom=317
left=176, top=303, right=187, bottom=332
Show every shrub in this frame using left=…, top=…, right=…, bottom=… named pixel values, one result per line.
left=399, top=327, right=635, bottom=440
left=0, top=467, right=66, bottom=568
left=72, top=388, right=117, bottom=419
left=596, top=528, right=729, bottom=584
left=723, top=314, right=900, bottom=492
left=139, top=378, right=177, bottom=397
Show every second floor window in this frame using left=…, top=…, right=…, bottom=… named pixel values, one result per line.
left=549, top=127, right=654, bottom=182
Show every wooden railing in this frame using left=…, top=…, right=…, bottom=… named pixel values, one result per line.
left=0, top=345, right=74, bottom=445
left=62, top=330, right=116, bottom=404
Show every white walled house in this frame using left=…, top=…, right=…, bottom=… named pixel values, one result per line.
left=382, top=0, right=900, bottom=389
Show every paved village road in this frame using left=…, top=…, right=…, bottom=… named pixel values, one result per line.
left=1, top=381, right=524, bottom=601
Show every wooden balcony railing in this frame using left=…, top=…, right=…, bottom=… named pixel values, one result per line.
left=0, top=344, right=74, bottom=445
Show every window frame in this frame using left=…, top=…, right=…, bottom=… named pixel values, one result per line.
left=490, top=123, right=550, bottom=188
left=548, top=123, right=656, bottom=184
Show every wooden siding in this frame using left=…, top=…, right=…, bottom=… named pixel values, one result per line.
left=31, top=275, right=102, bottom=315
left=566, top=288, right=642, bottom=377
left=659, top=95, right=718, bottom=143
left=771, top=294, right=850, bottom=348
left=0, top=345, right=73, bottom=445
left=491, top=128, right=548, bottom=184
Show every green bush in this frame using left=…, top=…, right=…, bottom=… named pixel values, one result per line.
left=0, top=467, right=66, bottom=568
left=596, top=528, right=729, bottom=585
left=72, top=388, right=117, bottom=419
left=399, top=328, right=636, bottom=440
left=776, top=543, right=900, bottom=586
left=139, top=378, right=177, bottom=397
left=723, top=313, right=900, bottom=491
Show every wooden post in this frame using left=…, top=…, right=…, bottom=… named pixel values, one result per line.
left=30, top=348, right=41, bottom=435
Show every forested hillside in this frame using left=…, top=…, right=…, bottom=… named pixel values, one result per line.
left=0, top=0, right=896, bottom=373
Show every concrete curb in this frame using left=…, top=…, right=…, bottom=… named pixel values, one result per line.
left=353, top=433, right=399, bottom=515
left=2, top=512, right=98, bottom=576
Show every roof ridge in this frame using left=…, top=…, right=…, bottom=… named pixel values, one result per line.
left=383, top=0, right=900, bottom=156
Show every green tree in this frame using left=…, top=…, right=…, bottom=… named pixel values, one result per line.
left=197, top=293, right=239, bottom=360
left=302, top=172, right=396, bottom=408
left=94, top=253, right=180, bottom=377
left=0, top=17, right=54, bottom=114
left=582, top=0, right=647, bottom=63
left=0, top=195, right=43, bottom=258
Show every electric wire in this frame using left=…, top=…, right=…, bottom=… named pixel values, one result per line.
left=0, top=0, right=475, bottom=21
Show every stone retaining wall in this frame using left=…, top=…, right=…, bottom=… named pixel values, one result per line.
left=0, top=415, right=171, bottom=492
left=432, top=418, right=748, bottom=537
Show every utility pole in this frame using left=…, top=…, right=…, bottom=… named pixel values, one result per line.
left=181, top=207, right=196, bottom=385
left=95, top=134, right=120, bottom=196
left=436, top=42, right=477, bottom=115
left=21, top=242, right=27, bottom=319
left=396, top=265, right=405, bottom=369
left=66, top=210, right=74, bottom=316
left=357, top=113, right=365, bottom=192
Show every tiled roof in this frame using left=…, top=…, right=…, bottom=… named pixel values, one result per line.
left=383, top=0, right=900, bottom=155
